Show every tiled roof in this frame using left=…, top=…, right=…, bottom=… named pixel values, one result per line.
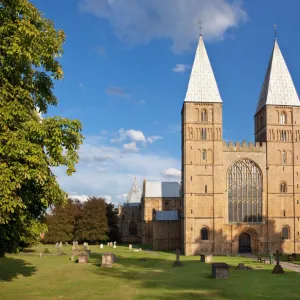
left=144, top=182, right=181, bottom=198
left=184, top=35, right=222, bottom=103
left=256, top=39, right=300, bottom=113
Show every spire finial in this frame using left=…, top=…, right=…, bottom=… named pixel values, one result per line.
left=274, top=24, right=278, bottom=40
left=199, top=21, right=203, bottom=36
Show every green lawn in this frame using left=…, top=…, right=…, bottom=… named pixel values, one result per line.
left=1, top=245, right=300, bottom=300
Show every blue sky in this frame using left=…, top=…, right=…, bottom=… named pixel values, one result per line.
left=31, top=0, right=300, bottom=204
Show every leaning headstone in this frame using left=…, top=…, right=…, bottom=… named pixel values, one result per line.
left=129, top=244, right=132, bottom=250
left=272, top=250, right=284, bottom=274
left=173, top=249, right=183, bottom=267
left=100, top=244, right=103, bottom=249
left=101, top=253, right=116, bottom=267
left=212, top=263, right=229, bottom=279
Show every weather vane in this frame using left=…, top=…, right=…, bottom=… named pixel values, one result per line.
left=199, top=21, right=203, bottom=36
left=274, top=24, right=278, bottom=40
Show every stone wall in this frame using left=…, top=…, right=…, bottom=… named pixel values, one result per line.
left=153, top=221, right=181, bottom=251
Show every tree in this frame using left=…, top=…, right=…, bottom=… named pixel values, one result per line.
left=106, top=203, right=119, bottom=242
left=43, top=199, right=82, bottom=244
left=0, top=0, right=84, bottom=255
left=75, top=197, right=108, bottom=243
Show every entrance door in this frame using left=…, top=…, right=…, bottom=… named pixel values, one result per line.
left=239, top=233, right=251, bottom=253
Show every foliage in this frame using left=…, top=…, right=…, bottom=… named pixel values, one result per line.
left=0, top=0, right=84, bottom=254
left=75, top=197, right=108, bottom=243
left=43, top=248, right=50, bottom=254
left=43, top=199, right=82, bottom=244
left=106, top=203, right=119, bottom=242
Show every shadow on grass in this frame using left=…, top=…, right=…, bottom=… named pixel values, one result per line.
left=88, top=253, right=300, bottom=300
left=0, top=257, right=37, bottom=282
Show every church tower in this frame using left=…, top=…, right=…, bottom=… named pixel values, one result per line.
left=255, top=38, right=300, bottom=253
left=182, top=34, right=224, bottom=255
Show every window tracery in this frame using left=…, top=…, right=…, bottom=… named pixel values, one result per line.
left=227, top=159, right=263, bottom=223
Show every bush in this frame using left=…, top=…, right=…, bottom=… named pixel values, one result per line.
left=44, top=248, right=50, bottom=254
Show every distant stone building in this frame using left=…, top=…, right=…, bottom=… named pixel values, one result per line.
left=118, top=180, right=181, bottom=250
left=119, top=33, right=300, bottom=256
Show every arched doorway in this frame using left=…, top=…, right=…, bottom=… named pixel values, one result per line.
left=239, top=233, right=251, bottom=253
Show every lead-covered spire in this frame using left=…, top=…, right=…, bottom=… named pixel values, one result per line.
left=256, top=39, right=300, bottom=113
left=184, top=35, right=222, bottom=103
left=126, top=178, right=141, bottom=204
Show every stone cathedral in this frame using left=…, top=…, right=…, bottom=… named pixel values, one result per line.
left=119, top=33, right=300, bottom=256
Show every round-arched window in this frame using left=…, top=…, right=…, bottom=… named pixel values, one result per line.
left=227, top=159, right=263, bottom=223
left=201, top=227, right=209, bottom=240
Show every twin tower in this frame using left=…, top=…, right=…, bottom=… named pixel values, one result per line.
left=182, top=35, right=300, bottom=255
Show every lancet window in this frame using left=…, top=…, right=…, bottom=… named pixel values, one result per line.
left=227, top=159, right=263, bottom=223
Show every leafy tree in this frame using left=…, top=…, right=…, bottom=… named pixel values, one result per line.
left=106, top=203, right=119, bottom=242
left=0, top=0, right=84, bottom=255
left=75, top=197, right=108, bottom=243
left=43, top=199, right=82, bottom=244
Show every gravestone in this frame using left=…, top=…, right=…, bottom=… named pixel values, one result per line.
left=129, top=244, right=132, bottom=250
left=237, top=263, right=247, bottom=270
left=65, top=242, right=68, bottom=246
left=59, top=242, right=62, bottom=248
left=101, top=253, right=116, bottom=267
left=110, top=242, right=113, bottom=247
left=173, top=249, right=183, bottom=267
left=55, top=243, right=59, bottom=248
left=100, top=244, right=103, bottom=249
left=272, top=250, right=284, bottom=274
left=212, top=263, right=229, bottom=279
left=107, top=242, right=109, bottom=247
left=78, top=254, right=88, bottom=263
left=71, top=254, right=75, bottom=261
left=113, top=244, right=116, bottom=249
left=200, top=254, right=212, bottom=263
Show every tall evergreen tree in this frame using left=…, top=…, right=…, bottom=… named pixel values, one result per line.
left=0, top=0, right=84, bottom=255
left=76, top=197, right=108, bottom=243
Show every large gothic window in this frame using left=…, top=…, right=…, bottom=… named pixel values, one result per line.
left=227, top=159, right=263, bottom=223
left=129, top=221, right=137, bottom=236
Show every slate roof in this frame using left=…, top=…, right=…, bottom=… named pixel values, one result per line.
left=155, top=210, right=179, bottom=221
left=144, top=182, right=181, bottom=198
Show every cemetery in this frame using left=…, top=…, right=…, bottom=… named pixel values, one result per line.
left=1, top=244, right=300, bottom=300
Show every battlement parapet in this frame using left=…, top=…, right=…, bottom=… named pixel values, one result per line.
left=223, top=141, right=266, bottom=152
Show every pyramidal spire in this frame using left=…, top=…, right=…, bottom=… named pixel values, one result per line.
left=184, top=34, right=222, bottom=103
left=126, top=178, right=141, bottom=204
left=256, top=39, right=300, bottom=113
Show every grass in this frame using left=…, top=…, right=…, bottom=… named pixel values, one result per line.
left=1, top=245, right=300, bottom=300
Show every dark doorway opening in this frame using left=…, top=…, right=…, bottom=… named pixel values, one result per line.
left=239, top=233, right=251, bottom=253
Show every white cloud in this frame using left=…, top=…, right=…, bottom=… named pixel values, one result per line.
left=79, top=0, right=247, bottom=53
left=126, top=130, right=146, bottom=142
left=138, top=100, right=147, bottom=105
left=172, top=64, right=190, bottom=73
left=53, top=136, right=180, bottom=205
left=117, top=193, right=128, bottom=200
left=123, top=142, right=139, bottom=152
left=161, top=168, right=181, bottom=179
left=111, top=128, right=162, bottom=146
left=147, top=136, right=163, bottom=144
left=68, top=194, right=113, bottom=203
